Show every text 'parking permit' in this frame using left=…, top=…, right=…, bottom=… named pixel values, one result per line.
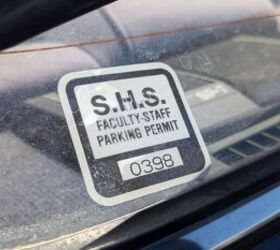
left=58, top=63, right=210, bottom=206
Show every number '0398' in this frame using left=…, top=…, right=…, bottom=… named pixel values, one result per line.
left=129, top=154, right=175, bottom=177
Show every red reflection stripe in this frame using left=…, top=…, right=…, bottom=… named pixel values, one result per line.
left=1, top=11, right=280, bottom=55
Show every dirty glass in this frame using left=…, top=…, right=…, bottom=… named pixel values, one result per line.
left=1, top=0, right=280, bottom=249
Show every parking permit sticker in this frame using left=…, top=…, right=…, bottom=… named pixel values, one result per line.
left=58, top=63, right=210, bottom=206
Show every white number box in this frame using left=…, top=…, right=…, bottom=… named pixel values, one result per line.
left=118, top=147, right=183, bottom=180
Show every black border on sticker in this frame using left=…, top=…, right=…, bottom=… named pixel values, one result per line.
left=64, top=68, right=206, bottom=198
